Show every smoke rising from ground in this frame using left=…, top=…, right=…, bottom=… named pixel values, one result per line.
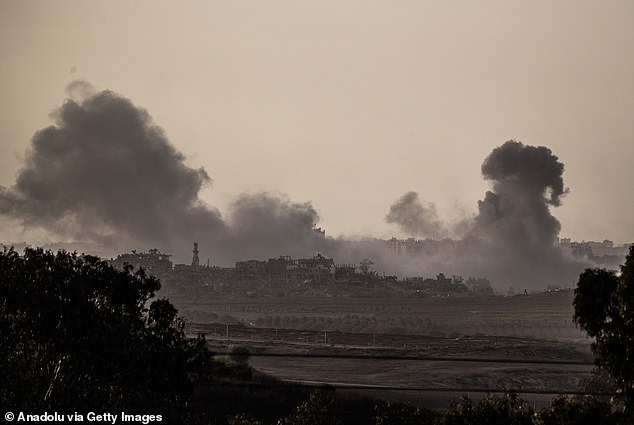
left=1, top=84, right=587, bottom=288
left=0, top=83, right=328, bottom=264
left=473, top=141, right=566, bottom=249
left=385, top=140, right=586, bottom=289
left=468, top=141, right=584, bottom=287
left=385, top=191, right=446, bottom=239
left=223, top=192, right=327, bottom=261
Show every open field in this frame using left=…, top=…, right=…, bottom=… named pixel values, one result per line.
left=177, top=290, right=598, bottom=408
left=175, top=289, right=587, bottom=341
left=190, top=323, right=595, bottom=409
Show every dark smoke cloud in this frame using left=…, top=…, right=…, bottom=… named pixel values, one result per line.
left=0, top=83, right=328, bottom=264
left=0, top=83, right=587, bottom=288
left=467, top=140, right=582, bottom=287
left=385, top=191, right=446, bottom=239
left=385, top=140, right=586, bottom=289
left=0, top=84, right=223, bottom=249
left=473, top=140, right=567, bottom=249
left=223, top=192, right=328, bottom=260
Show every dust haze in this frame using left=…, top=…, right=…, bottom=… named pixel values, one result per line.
left=0, top=84, right=587, bottom=289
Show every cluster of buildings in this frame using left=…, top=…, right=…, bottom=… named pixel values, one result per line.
left=106, top=243, right=352, bottom=286
left=384, top=236, right=632, bottom=270
left=104, top=242, right=495, bottom=298
left=234, top=254, right=339, bottom=284
left=107, top=248, right=173, bottom=276
left=105, top=236, right=632, bottom=297
left=404, top=273, right=493, bottom=295
left=385, top=237, right=457, bottom=257
left=558, top=238, right=632, bottom=268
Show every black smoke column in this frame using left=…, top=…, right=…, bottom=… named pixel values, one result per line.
left=469, top=140, right=580, bottom=287
left=474, top=140, right=566, bottom=251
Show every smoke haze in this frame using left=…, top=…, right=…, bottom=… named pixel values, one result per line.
left=0, top=84, right=328, bottom=264
left=1, top=84, right=588, bottom=288
left=385, top=191, right=446, bottom=239
left=223, top=192, right=328, bottom=261
left=385, top=140, right=586, bottom=289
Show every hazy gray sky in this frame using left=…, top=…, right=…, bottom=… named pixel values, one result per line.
left=1, top=0, right=633, bottom=244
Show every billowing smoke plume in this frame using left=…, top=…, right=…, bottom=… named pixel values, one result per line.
left=467, top=140, right=582, bottom=287
left=385, top=191, right=446, bottom=239
left=0, top=83, right=328, bottom=264
left=223, top=193, right=326, bottom=260
left=385, top=140, right=586, bottom=289
left=0, top=85, right=223, bottom=248
left=472, top=140, right=566, bottom=249
left=0, top=83, right=587, bottom=287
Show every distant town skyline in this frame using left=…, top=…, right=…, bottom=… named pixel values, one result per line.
left=1, top=1, right=633, bottom=245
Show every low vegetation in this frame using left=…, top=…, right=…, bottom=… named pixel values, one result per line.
left=2, top=246, right=634, bottom=424
left=175, top=292, right=585, bottom=341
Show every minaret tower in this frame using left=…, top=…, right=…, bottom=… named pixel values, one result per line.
left=192, top=242, right=200, bottom=267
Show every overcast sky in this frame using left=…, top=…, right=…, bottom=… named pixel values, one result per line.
left=1, top=0, right=633, bottom=245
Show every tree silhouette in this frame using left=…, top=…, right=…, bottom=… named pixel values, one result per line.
left=574, top=245, right=634, bottom=413
left=0, top=247, right=211, bottom=420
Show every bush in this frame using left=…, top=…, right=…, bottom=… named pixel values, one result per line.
left=373, top=400, right=435, bottom=425
left=438, top=393, right=534, bottom=425
left=276, top=390, right=342, bottom=425
left=539, top=396, right=616, bottom=425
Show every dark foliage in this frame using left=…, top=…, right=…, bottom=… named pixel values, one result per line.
left=276, top=390, right=342, bottom=425
left=0, top=248, right=212, bottom=420
left=373, top=400, right=436, bottom=425
left=540, top=396, right=616, bottom=425
left=190, top=384, right=310, bottom=425
left=574, top=246, right=634, bottom=413
left=437, top=392, right=534, bottom=425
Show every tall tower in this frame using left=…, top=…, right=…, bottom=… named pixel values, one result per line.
left=192, top=242, right=200, bottom=267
